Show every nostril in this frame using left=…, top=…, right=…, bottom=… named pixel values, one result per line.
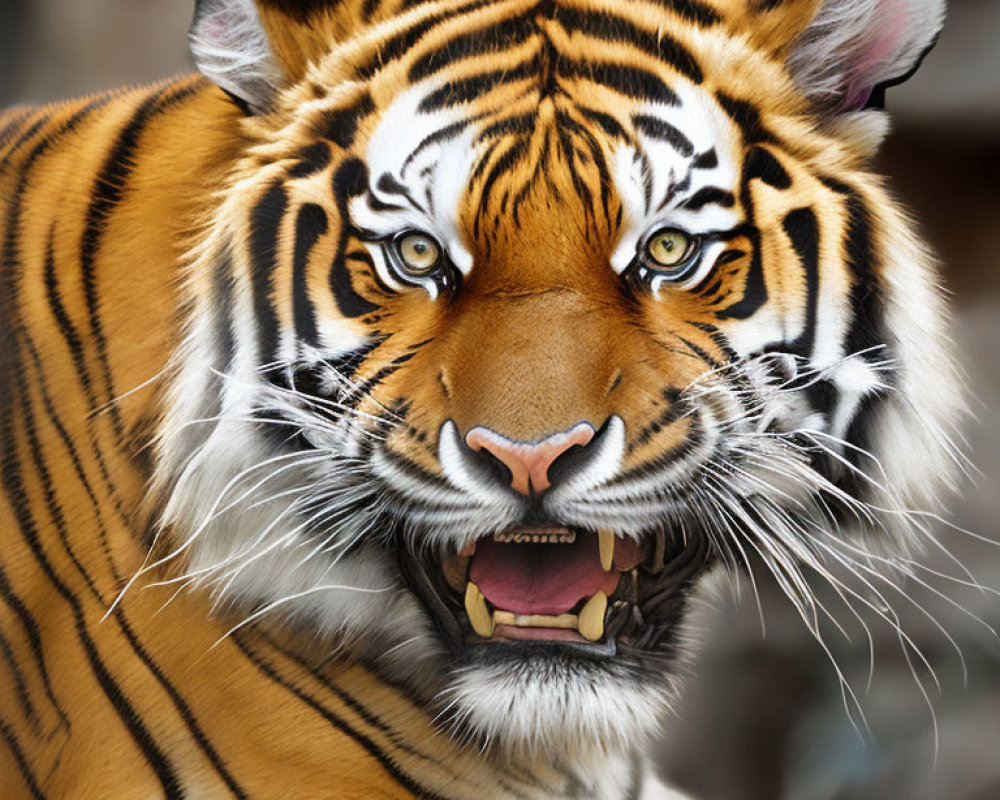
left=546, top=417, right=615, bottom=488
left=467, top=444, right=514, bottom=489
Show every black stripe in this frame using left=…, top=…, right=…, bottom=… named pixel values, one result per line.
left=556, top=110, right=615, bottom=215
left=553, top=6, right=703, bottom=83
left=0, top=111, right=48, bottom=156
left=256, top=0, right=339, bottom=22
left=402, top=118, right=475, bottom=174
left=0, top=404, right=184, bottom=799
left=418, top=58, right=539, bottom=112
left=476, top=113, right=536, bottom=142
left=288, top=142, right=332, bottom=179
left=579, top=108, right=630, bottom=141
left=681, top=186, right=735, bottom=211
left=343, top=351, right=417, bottom=409
left=19, top=328, right=120, bottom=581
left=475, top=138, right=531, bottom=226
left=676, top=334, right=724, bottom=370
left=636, top=111, right=696, bottom=155
left=0, top=628, right=39, bottom=732
left=112, top=613, right=251, bottom=800
left=823, top=180, right=889, bottom=360
left=716, top=92, right=776, bottom=145
left=744, top=146, right=791, bottom=189
left=559, top=59, right=679, bottom=105
left=647, top=0, right=722, bottom=26
left=231, top=634, right=448, bottom=800
left=249, top=184, right=289, bottom=365
left=80, top=83, right=199, bottom=442
left=322, top=92, right=375, bottom=148
left=330, top=160, right=380, bottom=318
left=14, top=336, right=249, bottom=799
left=408, top=15, right=534, bottom=82
left=692, top=148, right=718, bottom=170
left=717, top=147, right=774, bottom=320
left=0, top=569, right=69, bottom=731
left=782, top=208, right=820, bottom=357
left=355, top=0, right=497, bottom=79
left=292, top=204, right=328, bottom=347
left=42, top=234, right=131, bottom=524
left=0, top=719, right=47, bottom=800
left=17, top=352, right=104, bottom=601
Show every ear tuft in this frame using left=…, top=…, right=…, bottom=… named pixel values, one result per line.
left=788, top=0, right=945, bottom=113
left=190, top=0, right=284, bottom=114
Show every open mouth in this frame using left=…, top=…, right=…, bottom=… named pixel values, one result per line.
left=401, top=525, right=710, bottom=656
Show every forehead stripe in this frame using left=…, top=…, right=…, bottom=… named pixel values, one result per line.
left=418, top=58, right=539, bottom=113
left=354, top=0, right=497, bottom=79
left=559, top=59, right=679, bottom=104
left=646, top=0, right=723, bottom=27
left=408, top=15, right=535, bottom=82
left=552, top=6, right=704, bottom=84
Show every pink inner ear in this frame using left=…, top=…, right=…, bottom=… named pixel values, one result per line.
left=841, top=0, right=910, bottom=110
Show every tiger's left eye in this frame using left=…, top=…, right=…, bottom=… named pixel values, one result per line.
left=644, top=229, right=698, bottom=271
left=394, top=232, right=442, bottom=275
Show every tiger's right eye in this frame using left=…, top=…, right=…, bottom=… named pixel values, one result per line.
left=393, top=231, right=442, bottom=276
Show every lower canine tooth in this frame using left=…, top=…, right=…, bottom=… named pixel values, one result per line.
left=465, top=582, right=494, bottom=638
left=577, top=591, right=608, bottom=642
left=598, top=530, right=614, bottom=572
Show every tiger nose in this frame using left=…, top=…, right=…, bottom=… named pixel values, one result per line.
left=465, top=423, right=596, bottom=496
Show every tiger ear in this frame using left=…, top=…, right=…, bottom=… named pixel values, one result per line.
left=190, top=0, right=337, bottom=114
left=783, top=0, right=946, bottom=114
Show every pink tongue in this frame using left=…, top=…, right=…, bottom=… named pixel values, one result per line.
left=469, top=531, right=620, bottom=616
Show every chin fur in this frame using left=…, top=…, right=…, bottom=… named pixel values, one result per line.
left=437, top=654, right=679, bottom=760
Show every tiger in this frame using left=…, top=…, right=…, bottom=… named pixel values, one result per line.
left=0, top=0, right=965, bottom=797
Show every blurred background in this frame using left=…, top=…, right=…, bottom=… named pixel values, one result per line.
left=1, top=2, right=997, bottom=798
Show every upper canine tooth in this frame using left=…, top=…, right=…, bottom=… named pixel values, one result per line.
left=577, top=591, right=608, bottom=642
left=465, top=582, right=494, bottom=638
left=598, top=530, right=614, bottom=572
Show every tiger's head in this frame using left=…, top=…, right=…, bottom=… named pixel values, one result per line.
left=153, top=0, right=960, bottom=758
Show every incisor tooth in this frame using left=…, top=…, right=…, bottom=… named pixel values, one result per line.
left=577, top=591, right=608, bottom=642
left=493, top=611, right=578, bottom=629
left=598, top=530, right=614, bottom=572
left=465, top=582, right=494, bottom=638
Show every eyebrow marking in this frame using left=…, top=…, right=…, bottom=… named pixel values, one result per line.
left=633, top=114, right=694, bottom=157
left=692, top=148, right=718, bottom=170
left=680, top=186, right=736, bottom=211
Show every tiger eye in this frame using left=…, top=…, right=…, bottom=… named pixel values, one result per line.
left=646, top=229, right=692, bottom=269
left=396, top=232, right=442, bottom=275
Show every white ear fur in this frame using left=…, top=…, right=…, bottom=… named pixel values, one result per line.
left=190, top=0, right=284, bottom=113
left=788, top=0, right=946, bottom=112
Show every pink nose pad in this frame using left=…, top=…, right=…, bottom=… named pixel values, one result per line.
left=465, top=423, right=596, bottom=495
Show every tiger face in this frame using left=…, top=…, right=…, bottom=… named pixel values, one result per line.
left=157, top=0, right=960, bottom=756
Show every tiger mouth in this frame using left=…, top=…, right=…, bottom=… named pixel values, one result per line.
left=399, top=526, right=710, bottom=656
